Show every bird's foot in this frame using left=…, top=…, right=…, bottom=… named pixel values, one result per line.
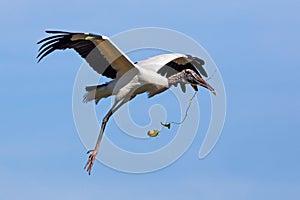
left=84, top=149, right=98, bottom=175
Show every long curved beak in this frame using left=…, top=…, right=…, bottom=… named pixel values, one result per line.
left=196, top=77, right=217, bottom=95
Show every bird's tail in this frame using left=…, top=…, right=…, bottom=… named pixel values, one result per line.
left=83, top=83, right=110, bottom=105
left=83, top=86, right=99, bottom=104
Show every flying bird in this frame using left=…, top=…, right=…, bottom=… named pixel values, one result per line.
left=37, top=30, right=216, bottom=175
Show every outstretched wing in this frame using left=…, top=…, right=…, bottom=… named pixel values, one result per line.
left=37, top=30, right=136, bottom=79
left=136, top=53, right=208, bottom=92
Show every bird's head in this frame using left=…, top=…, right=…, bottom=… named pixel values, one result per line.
left=182, top=69, right=216, bottom=95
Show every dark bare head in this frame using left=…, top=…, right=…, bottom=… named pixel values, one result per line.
left=169, top=69, right=216, bottom=95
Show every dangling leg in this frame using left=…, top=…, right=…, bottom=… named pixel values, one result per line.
left=84, top=97, right=130, bottom=175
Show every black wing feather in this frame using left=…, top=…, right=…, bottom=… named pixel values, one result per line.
left=161, top=61, right=201, bottom=76
left=158, top=56, right=207, bottom=92
left=37, top=31, right=117, bottom=79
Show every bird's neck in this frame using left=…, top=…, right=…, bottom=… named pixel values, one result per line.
left=167, top=72, right=184, bottom=87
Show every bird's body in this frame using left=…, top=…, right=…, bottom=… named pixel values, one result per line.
left=84, top=64, right=169, bottom=104
left=37, top=30, right=216, bottom=174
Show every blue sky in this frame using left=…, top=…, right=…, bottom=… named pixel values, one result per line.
left=1, top=0, right=300, bottom=199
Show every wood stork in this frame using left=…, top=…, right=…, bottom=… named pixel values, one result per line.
left=37, top=30, right=216, bottom=175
